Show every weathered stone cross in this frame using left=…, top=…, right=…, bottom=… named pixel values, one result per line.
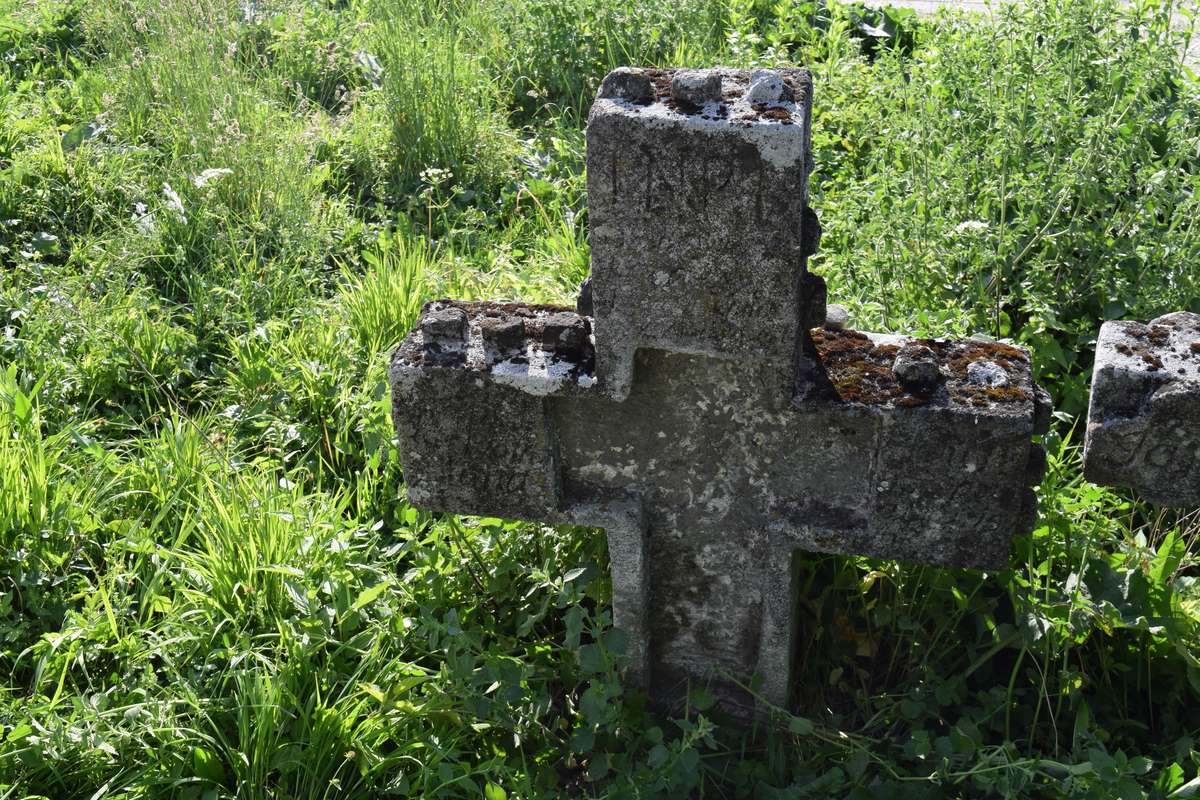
left=390, top=67, right=1049, bottom=716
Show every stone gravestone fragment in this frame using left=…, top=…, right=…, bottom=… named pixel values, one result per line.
left=390, top=67, right=1049, bottom=717
left=1083, top=311, right=1200, bottom=505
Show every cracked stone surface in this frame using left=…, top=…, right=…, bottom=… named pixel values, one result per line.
left=1084, top=312, right=1200, bottom=506
left=390, top=67, right=1049, bottom=718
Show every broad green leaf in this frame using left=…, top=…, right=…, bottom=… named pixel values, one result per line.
left=601, top=627, right=627, bottom=656
left=1150, top=529, right=1184, bottom=585
left=61, top=122, right=105, bottom=153
left=352, top=580, right=391, bottom=611
left=191, top=747, right=226, bottom=784
left=569, top=728, right=595, bottom=753
left=564, top=605, right=585, bottom=649
left=578, top=643, right=605, bottom=674
left=29, top=231, right=59, bottom=254
left=11, top=388, right=31, bottom=425
left=6, top=723, right=32, bottom=742
left=283, top=579, right=310, bottom=615
left=579, top=684, right=607, bottom=724
left=788, top=716, right=814, bottom=735
left=1157, top=763, right=1186, bottom=794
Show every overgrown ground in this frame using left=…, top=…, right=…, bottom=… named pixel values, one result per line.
left=0, top=0, right=1198, bottom=796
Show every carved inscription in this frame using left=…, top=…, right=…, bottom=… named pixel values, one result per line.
left=601, top=145, right=759, bottom=223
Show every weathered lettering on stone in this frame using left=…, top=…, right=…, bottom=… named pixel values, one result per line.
left=1083, top=311, right=1200, bottom=506
left=390, top=68, right=1048, bottom=718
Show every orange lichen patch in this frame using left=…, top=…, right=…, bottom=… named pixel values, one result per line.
left=1190, top=342, right=1200, bottom=355
left=1113, top=335, right=1165, bottom=371
left=810, top=328, right=1032, bottom=407
left=944, top=341, right=1027, bottom=377
left=646, top=68, right=674, bottom=101
left=810, top=328, right=911, bottom=405
left=951, top=383, right=1034, bottom=407
left=751, top=103, right=793, bottom=123
left=944, top=342, right=1032, bottom=405
left=1125, top=322, right=1150, bottom=339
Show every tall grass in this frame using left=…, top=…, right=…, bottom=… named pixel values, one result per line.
left=339, top=230, right=433, bottom=354
left=0, top=366, right=52, bottom=545
left=370, top=0, right=518, bottom=196
left=489, top=0, right=729, bottom=120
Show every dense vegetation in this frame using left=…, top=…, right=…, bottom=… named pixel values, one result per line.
left=0, top=0, right=1198, bottom=796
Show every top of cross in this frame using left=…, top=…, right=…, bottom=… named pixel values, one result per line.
left=585, top=67, right=820, bottom=399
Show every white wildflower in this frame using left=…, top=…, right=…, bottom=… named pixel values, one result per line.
left=162, top=183, right=186, bottom=223
left=132, top=201, right=156, bottom=234
left=192, top=167, right=233, bottom=188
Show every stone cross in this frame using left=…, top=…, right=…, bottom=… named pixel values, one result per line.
left=1084, top=311, right=1200, bottom=505
left=390, top=67, right=1049, bottom=717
